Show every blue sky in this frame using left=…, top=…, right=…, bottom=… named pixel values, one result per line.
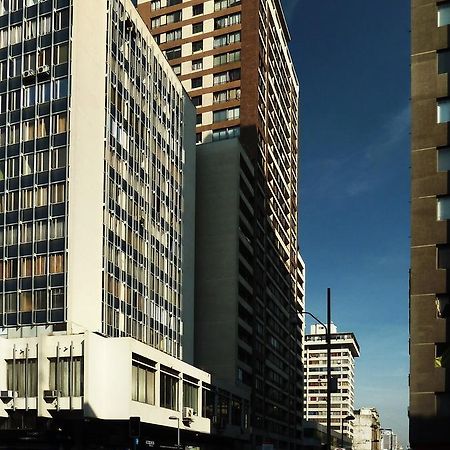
left=282, top=0, right=410, bottom=445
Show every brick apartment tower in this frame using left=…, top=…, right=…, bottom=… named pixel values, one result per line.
left=137, top=1, right=305, bottom=449
left=411, top=1, right=450, bottom=448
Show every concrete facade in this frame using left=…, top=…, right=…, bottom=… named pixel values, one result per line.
left=410, top=1, right=450, bottom=448
left=353, top=408, right=381, bottom=450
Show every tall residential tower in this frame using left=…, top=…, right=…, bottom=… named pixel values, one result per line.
left=411, top=1, right=450, bottom=449
left=0, top=0, right=211, bottom=447
left=137, top=1, right=305, bottom=448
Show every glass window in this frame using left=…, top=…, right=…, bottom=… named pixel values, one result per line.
left=193, top=4, right=204, bottom=15
left=34, top=221, right=47, bottom=241
left=50, top=218, right=64, bottom=239
left=438, top=196, right=450, bottom=220
left=34, top=290, right=47, bottom=310
left=19, top=291, right=32, bottom=310
left=192, top=22, right=203, bottom=33
left=131, top=362, right=155, bottom=405
left=438, top=99, right=450, bottom=123
left=160, top=372, right=179, bottom=410
left=183, top=382, right=198, bottom=414
left=438, top=147, right=450, bottom=171
left=192, top=77, right=202, bottom=89
left=7, top=359, right=38, bottom=397
left=50, top=288, right=64, bottom=308
left=34, top=255, right=47, bottom=275
left=439, top=3, right=450, bottom=27
left=49, top=357, right=83, bottom=397
left=53, top=78, right=68, bottom=100
left=49, top=253, right=64, bottom=273
left=192, top=40, right=203, bottom=52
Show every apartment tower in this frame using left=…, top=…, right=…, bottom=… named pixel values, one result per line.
left=137, top=1, right=305, bottom=449
left=410, top=1, right=450, bottom=449
left=304, top=324, right=360, bottom=442
left=0, top=0, right=214, bottom=447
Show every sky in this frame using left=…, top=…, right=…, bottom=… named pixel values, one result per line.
left=282, top=0, right=410, bottom=445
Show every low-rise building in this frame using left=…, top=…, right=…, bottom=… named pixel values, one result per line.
left=353, top=408, right=381, bottom=450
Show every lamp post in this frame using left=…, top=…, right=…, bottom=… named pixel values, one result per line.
left=169, top=415, right=181, bottom=449
left=302, top=288, right=332, bottom=450
left=340, top=414, right=355, bottom=449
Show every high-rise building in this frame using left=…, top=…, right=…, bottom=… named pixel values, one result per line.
left=304, top=324, right=360, bottom=442
left=410, top=1, right=450, bottom=449
left=137, top=1, right=304, bottom=449
left=353, top=408, right=381, bottom=450
left=0, top=0, right=212, bottom=447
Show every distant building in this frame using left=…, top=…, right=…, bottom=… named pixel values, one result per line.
left=381, top=429, right=400, bottom=450
left=353, top=408, right=381, bottom=450
left=302, top=419, right=352, bottom=450
left=304, top=323, right=360, bottom=442
left=410, top=0, right=450, bottom=449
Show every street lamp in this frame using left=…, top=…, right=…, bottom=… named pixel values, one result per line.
left=302, top=287, right=332, bottom=450
left=169, top=415, right=181, bottom=449
left=340, top=414, right=355, bottom=448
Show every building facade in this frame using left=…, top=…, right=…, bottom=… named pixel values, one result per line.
left=353, top=408, right=381, bottom=450
left=304, top=324, right=360, bottom=443
left=136, top=1, right=304, bottom=449
left=0, top=0, right=213, bottom=447
left=410, top=1, right=450, bottom=449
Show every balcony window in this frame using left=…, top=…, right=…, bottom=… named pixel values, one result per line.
left=437, top=196, right=450, bottom=220
left=438, top=3, right=450, bottom=27
left=438, top=98, right=450, bottom=123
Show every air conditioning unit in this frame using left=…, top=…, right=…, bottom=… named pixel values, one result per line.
left=37, top=65, right=50, bottom=75
left=0, top=390, right=17, bottom=399
left=43, top=390, right=59, bottom=399
left=182, top=407, right=194, bottom=420
left=22, top=69, right=35, bottom=78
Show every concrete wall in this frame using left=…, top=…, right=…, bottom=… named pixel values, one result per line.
left=66, top=0, right=108, bottom=334
left=194, top=138, right=242, bottom=386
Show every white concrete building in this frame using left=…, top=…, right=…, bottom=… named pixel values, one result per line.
left=353, top=408, right=381, bottom=450
left=0, top=0, right=210, bottom=446
left=304, top=323, right=360, bottom=442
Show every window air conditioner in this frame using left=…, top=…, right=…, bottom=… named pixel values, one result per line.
left=0, top=390, right=17, bottom=399
left=43, top=390, right=59, bottom=399
left=182, top=407, right=194, bottom=420
left=22, top=69, right=35, bottom=78
left=37, top=65, right=50, bottom=75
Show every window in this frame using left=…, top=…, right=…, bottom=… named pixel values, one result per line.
left=214, top=31, right=241, bottom=48
left=438, top=147, right=450, bottom=171
left=212, top=126, right=240, bottom=141
left=192, top=59, right=203, bottom=70
left=21, top=189, right=33, bottom=209
left=172, top=64, right=181, bottom=75
left=50, top=183, right=65, bottom=204
left=8, top=124, right=20, bottom=145
left=438, top=196, right=450, bottom=220
left=10, top=24, right=22, bottom=45
left=192, top=96, right=202, bottom=107
left=213, top=106, right=240, bottom=123
left=38, top=83, right=51, bottom=104
left=196, top=114, right=202, bottom=125
left=183, top=382, right=198, bottom=414
left=49, top=253, right=64, bottom=273
left=213, top=88, right=240, bottom=103
left=438, top=98, right=450, bottom=123
left=20, top=258, right=33, bottom=277
left=54, top=43, right=69, bottom=65
left=193, top=4, right=204, bottom=15
left=52, top=113, right=67, bottom=134
left=34, top=255, right=47, bottom=275
left=215, top=13, right=241, bottom=29
left=39, top=15, right=52, bottom=35
left=35, top=186, right=48, bottom=207
left=49, top=357, right=83, bottom=397
left=191, top=77, right=202, bottom=89
left=50, top=218, right=65, bottom=239
left=36, top=151, right=49, bottom=172
left=7, top=359, right=38, bottom=397
left=192, top=22, right=203, bottom=33
left=213, top=68, right=240, bottom=85
left=214, top=0, right=240, bottom=10
left=20, top=223, right=33, bottom=243
left=2, top=260, right=17, bottom=278
left=9, top=90, right=20, bottom=111
left=160, top=372, right=179, bottom=410
left=132, top=361, right=155, bottom=405
left=192, top=40, right=203, bottom=52
left=166, top=47, right=181, bottom=61
left=438, top=245, right=450, bottom=269
left=166, top=11, right=181, bottom=24
left=20, top=291, right=32, bottom=311
left=435, top=344, right=450, bottom=368
left=438, top=3, right=450, bottom=27
left=53, top=78, right=68, bottom=100
left=34, top=290, right=47, bottom=310
left=54, top=8, right=69, bottom=31
left=439, top=50, right=450, bottom=74
left=51, top=147, right=66, bottom=169
left=37, top=47, right=51, bottom=67
left=23, top=85, right=36, bottom=107
left=22, top=120, right=35, bottom=141
left=214, top=50, right=240, bottom=66
left=437, top=296, right=450, bottom=318
left=34, top=221, right=47, bottom=241
left=25, top=19, right=37, bottom=40
left=51, top=288, right=64, bottom=309
left=166, top=28, right=182, bottom=42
